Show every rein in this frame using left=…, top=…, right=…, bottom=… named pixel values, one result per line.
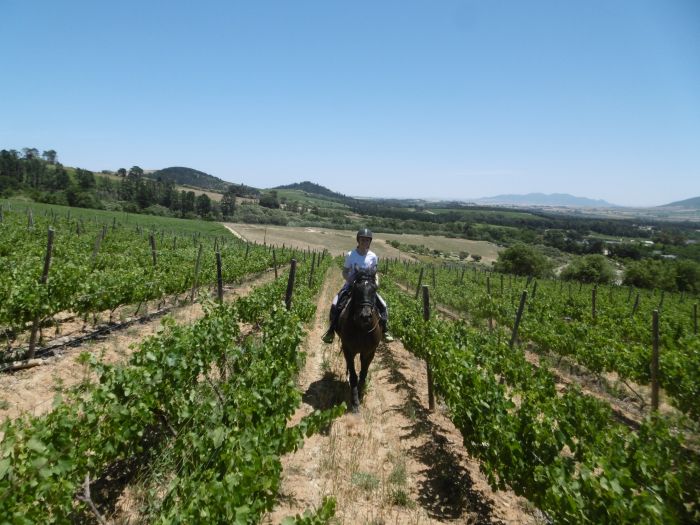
left=354, top=299, right=379, bottom=334
left=350, top=275, right=379, bottom=336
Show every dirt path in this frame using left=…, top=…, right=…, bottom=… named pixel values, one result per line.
left=265, top=268, right=538, bottom=524
left=0, top=271, right=276, bottom=423
left=222, top=223, right=246, bottom=241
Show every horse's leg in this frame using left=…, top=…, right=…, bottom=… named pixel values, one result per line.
left=358, top=347, right=376, bottom=401
left=343, top=348, right=360, bottom=413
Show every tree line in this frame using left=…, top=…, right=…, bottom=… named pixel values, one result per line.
left=0, top=148, right=242, bottom=220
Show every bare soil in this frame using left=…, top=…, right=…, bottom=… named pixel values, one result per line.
left=264, top=267, right=538, bottom=524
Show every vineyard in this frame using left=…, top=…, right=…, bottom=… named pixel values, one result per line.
left=1, top=207, right=700, bottom=524
left=0, top=204, right=297, bottom=362
left=1, top=205, right=341, bottom=523
left=382, top=260, right=700, bottom=523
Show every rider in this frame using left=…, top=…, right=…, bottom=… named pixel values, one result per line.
left=321, top=228, right=394, bottom=344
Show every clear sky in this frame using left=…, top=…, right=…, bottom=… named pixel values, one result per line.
left=1, top=0, right=698, bottom=207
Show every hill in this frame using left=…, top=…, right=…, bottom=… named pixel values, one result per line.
left=273, top=181, right=351, bottom=202
left=475, top=192, right=617, bottom=208
left=659, top=196, right=700, bottom=209
left=147, top=167, right=231, bottom=192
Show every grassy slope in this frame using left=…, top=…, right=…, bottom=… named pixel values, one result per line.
left=1, top=197, right=231, bottom=237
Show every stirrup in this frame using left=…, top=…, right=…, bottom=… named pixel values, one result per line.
left=322, top=328, right=335, bottom=344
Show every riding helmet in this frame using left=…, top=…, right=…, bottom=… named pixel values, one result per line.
left=356, top=228, right=373, bottom=241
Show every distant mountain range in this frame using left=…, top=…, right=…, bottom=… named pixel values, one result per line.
left=140, top=168, right=700, bottom=211
left=658, top=196, right=700, bottom=209
left=474, top=193, right=618, bottom=208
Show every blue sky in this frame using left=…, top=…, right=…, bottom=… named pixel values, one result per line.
left=1, top=0, right=698, bottom=207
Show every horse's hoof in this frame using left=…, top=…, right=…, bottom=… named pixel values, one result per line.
left=351, top=404, right=360, bottom=414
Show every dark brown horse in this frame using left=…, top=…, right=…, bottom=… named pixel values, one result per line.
left=337, top=269, right=382, bottom=413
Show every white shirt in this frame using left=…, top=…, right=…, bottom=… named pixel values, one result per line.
left=343, top=249, right=378, bottom=285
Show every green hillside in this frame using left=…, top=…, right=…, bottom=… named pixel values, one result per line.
left=148, top=166, right=232, bottom=192
left=273, top=181, right=350, bottom=202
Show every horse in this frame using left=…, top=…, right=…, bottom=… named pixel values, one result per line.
left=337, top=269, right=383, bottom=413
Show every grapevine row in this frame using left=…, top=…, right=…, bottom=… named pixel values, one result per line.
left=387, top=261, right=700, bottom=420
left=382, top=277, right=700, bottom=523
left=0, top=253, right=340, bottom=523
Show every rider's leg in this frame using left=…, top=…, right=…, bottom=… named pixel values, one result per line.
left=376, top=293, right=394, bottom=342
left=322, top=294, right=340, bottom=343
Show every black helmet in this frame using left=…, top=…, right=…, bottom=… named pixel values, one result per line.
left=356, top=228, right=373, bottom=241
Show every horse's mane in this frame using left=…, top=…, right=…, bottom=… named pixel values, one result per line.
left=353, top=268, right=376, bottom=285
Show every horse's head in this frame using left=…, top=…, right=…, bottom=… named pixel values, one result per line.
left=351, top=269, right=378, bottom=328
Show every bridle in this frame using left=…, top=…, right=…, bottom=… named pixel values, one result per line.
left=353, top=281, right=379, bottom=334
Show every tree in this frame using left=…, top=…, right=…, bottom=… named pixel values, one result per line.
left=50, top=165, right=70, bottom=190
left=180, top=190, right=196, bottom=215
left=196, top=193, right=212, bottom=216
left=674, top=259, right=700, bottom=293
left=22, top=147, right=39, bottom=159
left=42, top=150, right=57, bottom=164
left=75, top=168, right=96, bottom=189
left=117, top=168, right=127, bottom=177
left=128, top=166, right=144, bottom=179
left=494, top=243, right=553, bottom=278
left=560, top=254, right=615, bottom=284
left=608, top=243, right=644, bottom=260
left=259, top=190, right=280, bottom=209
left=220, top=192, right=236, bottom=218
left=623, top=259, right=676, bottom=291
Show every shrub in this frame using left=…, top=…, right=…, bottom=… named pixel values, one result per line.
left=560, top=254, right=615, bottom=284
left=494, top=243, right=553, bottom=278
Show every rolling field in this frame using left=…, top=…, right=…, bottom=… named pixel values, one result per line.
left=223, top=223, right=501, bottom=263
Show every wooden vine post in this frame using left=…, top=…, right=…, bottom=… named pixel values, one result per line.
left=91, top=232, right=103, bottom=266
left=28, top=227, right=55, bottom=358
left=694, top=303, right=698, bottom=335
left=651, top=309, right=660, bottom=412
left=422, top=285, right=435, bottom=412
left=415, top=267, right=424, bottom=299
left=285, top=259, right=297, bottom=310
left=308, top=252, right=316, bottom=287
left=149, top=234, right=157, bottom=267
left=592, top=285, right=597, bottom=321
left=190, top=243, right=203, bottom=301
left=273, top=249, right=278, bottom=279
left=487, top=276, right=494, bottom=332
left=631, top=293, right=640, bottom=318
left=510, top=290, right=528, bottom=348
left=216, top=251, right=223, bottom=303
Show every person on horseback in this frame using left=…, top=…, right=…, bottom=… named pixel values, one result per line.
left=321, top=228, right=394, bottom=344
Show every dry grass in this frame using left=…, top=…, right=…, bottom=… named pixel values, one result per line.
left=223, top=223, right=501, bottom=263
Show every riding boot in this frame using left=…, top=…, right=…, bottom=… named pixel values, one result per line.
left=380, top=318, right=394, bottom=343
left=322, top=304, right=337, bottom=344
